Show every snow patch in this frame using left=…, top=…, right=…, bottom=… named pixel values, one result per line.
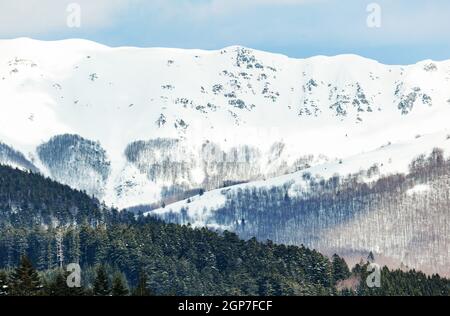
left=406, top=184, right=430, bottom=196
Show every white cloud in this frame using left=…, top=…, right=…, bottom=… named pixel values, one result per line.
left=0, top=0, right=133, bottom=36
left=0, top=0, right=321, bottom=37
left=149, top=0, right=318, bottom=20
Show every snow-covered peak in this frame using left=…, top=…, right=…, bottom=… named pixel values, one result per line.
left=1, top=38, right=450, bottom=208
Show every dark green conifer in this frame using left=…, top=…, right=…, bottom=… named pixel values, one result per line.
left=93, top=265, right=110, bottom=296
left=9, top=256, right=42, bottom=296
left=111, top=272, right=129, bottom=296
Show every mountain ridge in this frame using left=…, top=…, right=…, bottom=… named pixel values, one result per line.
left=4, top=37, right=448, bottom=66
left=1, top=37, right=450, bottom=209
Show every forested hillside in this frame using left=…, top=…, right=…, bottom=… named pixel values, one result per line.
left=0, top=164, right=448, bottom=296
left=155, top=148, right=450, bottom=276
left=0, top=165, right=106, bottom=227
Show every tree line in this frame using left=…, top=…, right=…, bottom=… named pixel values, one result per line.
left=0, top=164, right=448, bottom=296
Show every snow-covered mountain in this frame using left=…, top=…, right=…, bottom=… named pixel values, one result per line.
left=1, top=37, right=450, bottom=211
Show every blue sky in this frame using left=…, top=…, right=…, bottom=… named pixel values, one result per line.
left=0, top=0, right=449, bottom=64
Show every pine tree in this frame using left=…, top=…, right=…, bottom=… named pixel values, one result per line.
left=132, top=271, right=152, bottom=296
left=111, top=272, right=129, bottom=296
left=332, top=254, right=351, bottom=284
left=258, top=277, right=275, bottom=296
left=9, top=256, right=42, bottom=296
left=93, top=265, right=110, bottom=296
left=46, top=271, right=68, bottom=296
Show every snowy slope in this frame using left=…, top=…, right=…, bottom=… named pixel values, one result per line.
left=149, top=129, right=450, bottom=225
left=1, top=38, right=450, bottom=208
